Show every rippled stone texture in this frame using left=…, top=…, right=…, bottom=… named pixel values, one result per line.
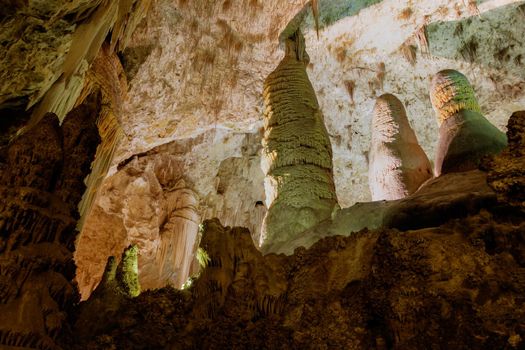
left=369, top=93, right=432, bottom=201
left=430, top=69, right=507, bottom=176
left=261, top=29, right=338, bottom=253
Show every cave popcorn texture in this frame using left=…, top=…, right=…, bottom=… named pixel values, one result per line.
left=261, top=29, right=338, bottom=254
left=430, top=69, right=508, bottom=176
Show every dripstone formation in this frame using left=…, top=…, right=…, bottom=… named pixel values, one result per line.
left=430, top=69, right=508, bottom=176
left=261, top=29, right=338, bottom=253
left=0, top=94, right=101, bottom=349
left=368, top=93, right=432, bottom=201
left=68, top=111, right=525, bottom=350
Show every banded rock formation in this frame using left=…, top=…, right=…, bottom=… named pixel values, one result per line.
left=430, top=69, right=508, bottom=176
left=369, top=93, right=432, bottom=201
left=0, top=94, right=101, bottom=349
left=261, top=29, right=338, bottom=254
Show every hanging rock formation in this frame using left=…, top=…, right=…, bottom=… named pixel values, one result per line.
left=369, top=93, right=432, bottom=201
left=261, top=29, right=338, bottom=254
left=75, top=149, right=201, bottom=299
left=0, top=94, right=101, bottom=349
left=430, top=69, right=508, bottom=176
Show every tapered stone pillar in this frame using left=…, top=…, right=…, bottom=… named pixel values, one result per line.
left=260, top=29, right=337, bottom=253
left=369, top=94, right=432, bottom=200
left=430, top=69, right=507, bottom=176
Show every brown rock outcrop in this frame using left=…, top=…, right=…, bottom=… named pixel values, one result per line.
left=0, top=94, right=101, bottom=349
left=484, top=111, right=525, bottom=211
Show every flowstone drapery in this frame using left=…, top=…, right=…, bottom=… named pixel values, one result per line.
left=260, top=29, right=338, bottom=253
left=430, top=69, right=507, bottom=176
left=368, top=94, right=432, bottom=201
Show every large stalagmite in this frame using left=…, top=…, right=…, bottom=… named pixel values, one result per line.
left=368, top=94, right=432, bottom=201
left=260, top=29, right=338, bottom=254
left=430, top=69, right=508, bottom=176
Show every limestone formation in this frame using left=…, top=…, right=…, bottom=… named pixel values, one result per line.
left=369, top=94, right=432, bottom=201
left=77, top=43, right=127, bottom=231
left=69, top=111, right=525, bottom=348
left=0, top=95, right=101, bottom=349
left=430, top=69, right=507, bottom=176
left=261, top=29, right=338, bottom=253
left=73, top=245, right=142, bottom=341
left=75, top=150, right=201, bottom=299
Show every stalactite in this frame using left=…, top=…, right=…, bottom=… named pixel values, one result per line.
left=368, top=94, right=432, bottom=201
left=27, top=0, right=151, bottom=127
left=260, top=29, right=338, bottom=254
left=77, top=43, right=127, bottom=231
left=430, top=69, right=507, bottom=176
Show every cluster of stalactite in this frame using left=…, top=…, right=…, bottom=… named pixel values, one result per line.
left=0, top=94, right=101, bottom=349
left=260, top=29, right=338, bottom=253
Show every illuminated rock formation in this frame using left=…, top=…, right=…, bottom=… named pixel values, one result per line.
left=75, top=152, right=201, bottom=299
left=73, top=244, right=141, bottom=341
left=430, top=69, right=507, bottom=176
left=261, top=29, right=338, bottom=253
left=369, top=94, right=432, bottom=200
left=0, top=95, right=100, bottom=349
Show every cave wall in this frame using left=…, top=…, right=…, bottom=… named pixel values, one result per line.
left=0, top=95, right=101, bottom=348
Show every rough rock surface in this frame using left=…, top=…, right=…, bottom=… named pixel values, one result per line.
left=75, top=144, right=200, bottom=298
left=75, top=0, right=525, bottom=296
left=75, top=129, right=266, bottom=299
left=69, top=111, right=525, bottom=350
left=261, top=29, right=338, bottom=253
left=484, top=111, right=525, bottom=211
left=0, top=95, right=101, bottom=349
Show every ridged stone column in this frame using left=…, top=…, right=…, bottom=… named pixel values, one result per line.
left=369, top=93, right=432, bottom=200
left=430, top=69, right=507, bottom=176
left=260, top=29, right=337, bottom=253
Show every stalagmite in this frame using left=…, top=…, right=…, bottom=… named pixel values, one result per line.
left=260, top=29, right=338, bottom=254
left=368, top=94, right=432, bottom=200
left=430, top=69, right=507, bottom=176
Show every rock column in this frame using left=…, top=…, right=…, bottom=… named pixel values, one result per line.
left=430, top=69, right=507, bottom=176
left=369, top=93, right=432, bottom=200
left=260, top=29, right=337, bottom=253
